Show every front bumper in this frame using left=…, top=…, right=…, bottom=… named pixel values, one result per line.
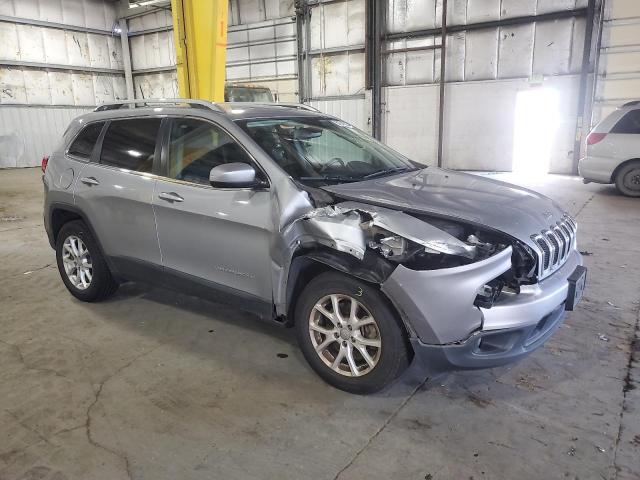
left=410, top=303, right=565, bottom=373
left=381, top=247, right=583, bottom=373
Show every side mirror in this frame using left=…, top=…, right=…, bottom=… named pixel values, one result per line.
left=209, top=163, right=263, bottom=188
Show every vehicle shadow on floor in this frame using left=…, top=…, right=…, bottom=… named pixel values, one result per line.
left=94, top=280, right=434, bottom=398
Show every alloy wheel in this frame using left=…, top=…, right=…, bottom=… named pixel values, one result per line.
left=308, top=294, right=382, bottom=377
left=62, top=235, right=93, bottom=290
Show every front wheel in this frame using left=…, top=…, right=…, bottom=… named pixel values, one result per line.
left=295, top=271, right=410, bottom=394
left=614, top=160, right=640, bottom=197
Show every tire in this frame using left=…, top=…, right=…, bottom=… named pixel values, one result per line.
left=55, top=220, right=118, bottom=302
left=295, top=271, right=410, bottom=394
left=614, top=160, right=640, bottom=197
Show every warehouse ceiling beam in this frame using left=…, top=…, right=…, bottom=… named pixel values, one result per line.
left=171, top=0, right=228, bottom=102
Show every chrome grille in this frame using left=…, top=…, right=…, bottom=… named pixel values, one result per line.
left=531, top=214, right=577, bottom=278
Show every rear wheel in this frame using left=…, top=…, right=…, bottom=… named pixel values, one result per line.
left=56, top=220, right=118, bottom=302
left=614, top=160, right=640, bottom=197
left=295, top=272, right=410, bottom=394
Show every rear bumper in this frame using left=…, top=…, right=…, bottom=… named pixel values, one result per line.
left=578, top=155, right=618, bottom=184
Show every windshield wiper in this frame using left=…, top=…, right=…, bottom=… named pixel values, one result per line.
left=298, top=175, right=359, bottom=184
left=362, top=167, right=418, bottom=180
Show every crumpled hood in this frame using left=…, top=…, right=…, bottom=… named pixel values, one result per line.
left=322, top=168, right=567, bottom=246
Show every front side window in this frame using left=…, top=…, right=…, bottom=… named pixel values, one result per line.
left=611, top=110, right=640, bottom=134
left=237, top=117, right=417, bottom=185
left=68, top=122, right=105, bottom=160
left=100, top=118, right=161, bottom=172
left=167, top=118, right=255, bottom=186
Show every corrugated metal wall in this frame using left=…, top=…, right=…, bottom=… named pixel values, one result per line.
left=0, top=0, right=124, bottom=168
left=0, top=106, right=91, bottom=168
left=126, top=0, right=298, bottom=102
left=381, top=0, right=590, bottom=173
left=592, top=0, right=640, bottom=125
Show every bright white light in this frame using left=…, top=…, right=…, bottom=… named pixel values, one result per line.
left=127, top=149, right=142, bottom=157
left=512, top=87, right=560, bottom=176
left=230, top=109, right=245, bottom=114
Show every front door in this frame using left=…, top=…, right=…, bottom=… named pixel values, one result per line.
left=152, top=117, right=273, bottom=311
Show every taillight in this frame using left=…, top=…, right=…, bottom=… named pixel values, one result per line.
left=586, top=132, right=607, bottom=145
left=41, top=155, right=49, bottom=173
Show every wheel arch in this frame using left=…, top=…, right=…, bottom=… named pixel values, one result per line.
left=284, top=249, right=415, bottom=349
left=48, top=203, right=120, bottom=279
left=610, top=157, right=640, bottom=183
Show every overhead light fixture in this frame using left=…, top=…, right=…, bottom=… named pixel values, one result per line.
left=129, top=0, right=168, bottom=8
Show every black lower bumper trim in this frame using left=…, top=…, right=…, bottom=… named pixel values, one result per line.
left=411, top=304, right=566, bottom=374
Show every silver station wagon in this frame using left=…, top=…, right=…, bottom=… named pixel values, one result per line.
left=43, top=99, right=586, bottom=393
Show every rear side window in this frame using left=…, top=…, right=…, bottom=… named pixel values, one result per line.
left=100, top=118, right=161, bottom=172
left=68, top=122, right=104, bottom=159
left=611, top=110, right=640, bottom=134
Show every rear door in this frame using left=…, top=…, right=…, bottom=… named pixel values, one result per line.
left=152, top=117, right=273, bottom=310
left=73, top=117, right=162, bottom=273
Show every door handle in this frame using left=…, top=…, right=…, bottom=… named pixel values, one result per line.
left=80, top=176, right=99, bottom=186
left=158, top=192, right=184, bottom=203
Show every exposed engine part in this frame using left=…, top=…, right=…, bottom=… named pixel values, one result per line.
left=368, top=235, right=407, bottom=258
left=295, top=201, right=527, bottom=279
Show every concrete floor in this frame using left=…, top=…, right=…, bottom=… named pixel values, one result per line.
left=0, top=167, right=638, bottom=480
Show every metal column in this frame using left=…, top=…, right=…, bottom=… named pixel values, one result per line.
left=119, top=19, right=135, bottom=100
left=170, top=0, right=228, bottom=101
left=366, top=0, right=383, bottom=140
left=437, top=0, right=447, bottom=168
left=573, top=0, right=598, bottom=174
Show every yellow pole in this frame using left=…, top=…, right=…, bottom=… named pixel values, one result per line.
left=171, top=0, right=228, bottom=102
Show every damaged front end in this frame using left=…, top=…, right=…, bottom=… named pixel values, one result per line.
left=281, top=200, right=538, bottom=344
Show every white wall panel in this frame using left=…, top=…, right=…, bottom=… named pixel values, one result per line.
left=130, top=31, right=176, bottom=70
left=593, top=0, right=640, bottom=124
left=0, top=67, right=125, bottom=106
left=0, top=0, right=117, bottom=31
left=465, top=29, right=498, bottom=80
left=310, top=0, right=365, bottom=50
left=309, top=98, right=367, bottom=131
left=134, top=72, right=179, bottom=99
left=498, top=24, right=534, bottom=78
left=0, top=21, right=123, bottom=73
left=383, top=85, right=440, bottom=166
left=228, top=0, right=295, bottom=26
left=383, top=76, right=581, bottom=174
left=0, top=106, right=91, bottom=168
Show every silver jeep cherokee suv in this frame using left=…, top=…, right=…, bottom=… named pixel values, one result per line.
left=43, top=99, right=587, bottom=394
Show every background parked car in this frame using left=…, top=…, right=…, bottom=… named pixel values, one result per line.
left=579, top=101, right=640, bottom=197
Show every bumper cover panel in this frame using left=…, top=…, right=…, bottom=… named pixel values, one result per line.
left=411, top=303, right=567, bottom=373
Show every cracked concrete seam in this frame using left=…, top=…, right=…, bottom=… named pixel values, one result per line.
left=332, top=376, right=429, bottom=480
left=612, top=301, right=640, bottom=480
left=85, top=345, right=162, bottom=480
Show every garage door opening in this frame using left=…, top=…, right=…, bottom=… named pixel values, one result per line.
left=512, top=87, right=560, bottom=176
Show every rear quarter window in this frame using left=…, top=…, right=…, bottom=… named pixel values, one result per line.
left=67, top=122, right=105, bottom=159
left=611, top=110, right=640, bottom=134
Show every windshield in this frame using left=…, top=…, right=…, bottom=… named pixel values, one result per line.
left=237, top=117, right=419, bottom=184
